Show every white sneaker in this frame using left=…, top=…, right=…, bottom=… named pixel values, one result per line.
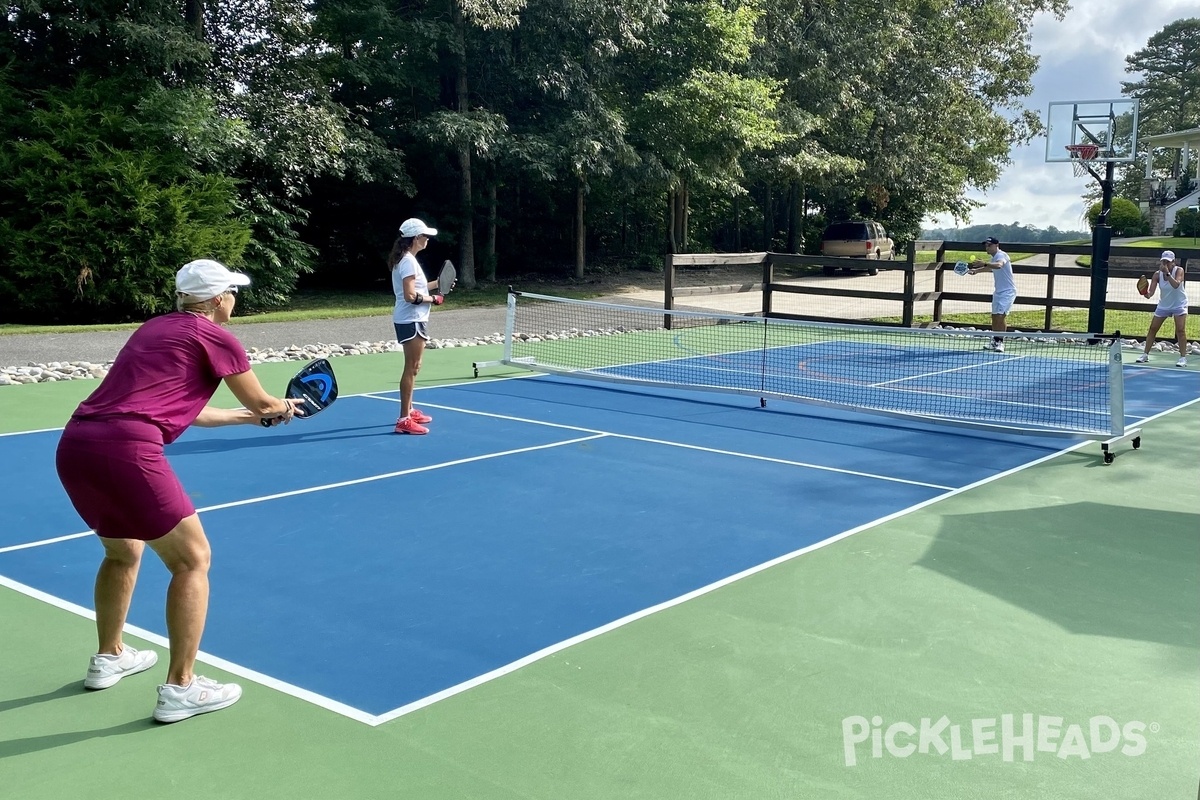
left=84, top=646, right=158, bottom=690
left=154, top=676, right=243, bottom=723
left=983, top=341, right=1004, bottom=353
left=1178, top=357, right=1188, bottom=368
left=1135, top=354, right=1149, bottom=363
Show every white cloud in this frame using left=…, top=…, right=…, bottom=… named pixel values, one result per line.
left=928, top=0, right=1195, bottom=232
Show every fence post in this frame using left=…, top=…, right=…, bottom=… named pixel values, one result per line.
left=762, top=254, right=773, bottom=317
left=902, top=241, right=916, bottom=327
left=933, top=244, right=945, bottom=324
left=1044, top=250, right=1056, bottom=331
left=663, top=252, right=674, bottom=330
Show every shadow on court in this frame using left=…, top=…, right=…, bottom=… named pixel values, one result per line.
left=0, top=718, right=154, bottom=759
left=918, top=502, right=1200, bottom=649
left=0, top=682, right=79, bottom=714
left=167, top=424, right=392, bottom=454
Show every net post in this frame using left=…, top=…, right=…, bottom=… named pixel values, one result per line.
left=663, top=251, right=674, bottom=330
left=1107, top=334, right=1125, bottom=437
left=503, top=291, right=516, bottom=363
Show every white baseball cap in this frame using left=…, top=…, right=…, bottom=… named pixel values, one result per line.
left=1160, top=250, right=1176, bottom=261
left=399, top=218, right=438, bottom=238
left=176, top=259, right=251, bottom=301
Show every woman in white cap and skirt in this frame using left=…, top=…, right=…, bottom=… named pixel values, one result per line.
left=388, top=217, right=446, bottom=434
left=1136, top=250, right=1189, bottom=367
left=56, top=259, right=302, bottom=722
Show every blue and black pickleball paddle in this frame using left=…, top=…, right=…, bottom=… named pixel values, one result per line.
left=260, top=358, right=339, bottom=427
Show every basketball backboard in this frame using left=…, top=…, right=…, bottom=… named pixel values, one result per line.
left=1045, top=99, right=1139, bottom=163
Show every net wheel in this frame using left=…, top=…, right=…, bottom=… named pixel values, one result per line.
left=1132, top=437, right=1141, bottom=450
left=1104, top=451, right=1115, bottom=464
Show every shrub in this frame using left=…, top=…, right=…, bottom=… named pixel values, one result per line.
left=0, top=78, right=252, bottom=323
left=1085, top=198, right=1149, bottom=237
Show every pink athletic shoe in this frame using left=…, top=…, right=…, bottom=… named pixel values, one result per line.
left=394, top=416, right=429, bottom=435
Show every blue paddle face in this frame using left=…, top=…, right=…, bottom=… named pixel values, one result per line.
left=953, top=261, right=970, bottom=276
left=296, top=371, right=335, bottom=404
left=285, top=358, right=339, bottom=415
left=260, top=358, right=340, bottom=425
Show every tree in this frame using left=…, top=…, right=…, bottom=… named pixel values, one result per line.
left=1112, top=18, right=1200, bottom=201
left=0, top=79, right=250, bottom=322
left=624, top=0, right=786, bottom=254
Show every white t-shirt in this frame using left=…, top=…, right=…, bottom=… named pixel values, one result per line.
left=392, top=253, right=430, bottom=324
left=989, top=249, right=1015, bottom=294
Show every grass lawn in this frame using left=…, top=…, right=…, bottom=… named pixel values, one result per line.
left=876, top=309, right=1199, bottom=340
left=1077, top=236, right=1199, bottom=267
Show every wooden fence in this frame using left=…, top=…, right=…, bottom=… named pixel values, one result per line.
left=663, top=241, right=1198, bottom=331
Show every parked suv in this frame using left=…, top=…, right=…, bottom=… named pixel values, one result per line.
left=819, top=220, right=894, bottom=275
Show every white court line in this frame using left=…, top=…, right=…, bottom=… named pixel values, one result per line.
left=0, top=435, right=607, bottom=554
left=362, top=393, right=953, bottom=490
left=3, top=393, right=1196, bottom=726
left=0, top=574, right=381, bottom=725
left=0, top=426, right=62, bottom=438
left=373, top=434, right=1104, bottom=724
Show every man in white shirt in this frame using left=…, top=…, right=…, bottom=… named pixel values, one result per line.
left=969, top=236, right=1016, bottom=352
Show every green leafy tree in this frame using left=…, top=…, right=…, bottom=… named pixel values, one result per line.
left=1173, top=206, right=1200, bottom=238
left=1111, top=17, right=1200, bottom=202
left=624, top=0, right=786, bottom=253
left=0, top=79, right=250, bottom=323
left=751, top=0, right=1067, bottom=244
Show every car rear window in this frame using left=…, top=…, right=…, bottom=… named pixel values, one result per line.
left=823, top=222, right=869, bottom=240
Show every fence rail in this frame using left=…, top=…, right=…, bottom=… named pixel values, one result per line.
left=663, top=241, right=1198, bottom=332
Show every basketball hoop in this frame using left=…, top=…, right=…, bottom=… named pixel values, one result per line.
left=1065, top=143, right=1101, bottom=177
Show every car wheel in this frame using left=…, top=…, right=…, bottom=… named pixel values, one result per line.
left=867, top=267, right=878, bottom=276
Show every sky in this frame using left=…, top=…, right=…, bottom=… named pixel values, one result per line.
left=923, top=0, right=1196, bottom=233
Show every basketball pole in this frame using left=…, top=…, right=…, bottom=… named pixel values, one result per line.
left=1086, top=159, right=1115, bottom=335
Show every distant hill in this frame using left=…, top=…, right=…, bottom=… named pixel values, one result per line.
left=921, top=223, right=1090, bottom=243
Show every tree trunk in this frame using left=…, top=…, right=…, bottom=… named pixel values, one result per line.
left=669, top=185, right=688, bottom=253
left=733, top=195, right=741, bottom=250
left=788, top=180, right=802, bottom=253
left=184, top=0, right=204, bottom=38
left=453, top=2, right=475, bottom=288
left=680, top=181, right=689, bottom=251
left=762, top=183, right=772, bottom=250
left=574, top=181, right=586, bottom=279
left=485, top=183, right=497, bottom=281
left=797, top=182, right=807, bottom=254
left=666, top=191, right=677, bottom=254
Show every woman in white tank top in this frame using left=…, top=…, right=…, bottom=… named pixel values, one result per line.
left=1135, top=250, right=1189, bottom=368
